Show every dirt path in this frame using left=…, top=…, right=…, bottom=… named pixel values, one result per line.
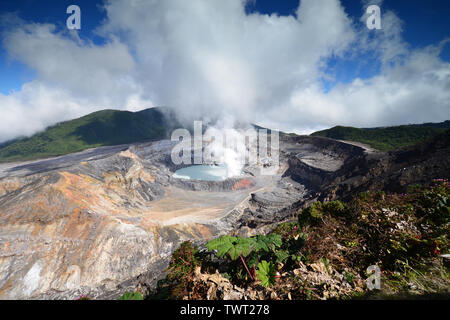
left=337, top=139, right=378, bottom=153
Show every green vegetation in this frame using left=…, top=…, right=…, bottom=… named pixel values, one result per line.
left=206, top=235, right=253, bottom=261
left=300, top=184, right=449, bottom=271
left=206, top=234, right=284, bottom=285
left=311, top=121, right=450, bottom=151
left=0, top=108, right=174, bottom=163
left=151, top=241, right=202, bottom=300
left=150, top=180, right=449, bottom=300
left=255, top=260, right=277, bottom=288
left=119, top=291, right=144, bottom=300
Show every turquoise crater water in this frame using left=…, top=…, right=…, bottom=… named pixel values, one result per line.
left=173, top=164, right=230, bottom=181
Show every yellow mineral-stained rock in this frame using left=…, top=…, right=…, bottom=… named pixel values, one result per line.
left=0, top=142, right=269, bottom=299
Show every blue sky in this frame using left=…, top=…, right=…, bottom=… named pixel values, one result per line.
left=0, top=0, right=106, bottom=93
left=250, top=0, right=450, bottom=90
left=1, top=0, right=449, bottom=94
left=0, top=0, right=449, bottom=140
left=246, top=0, right=450, bottom=58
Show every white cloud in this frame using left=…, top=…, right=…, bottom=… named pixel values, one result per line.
left=0, top=0, right=449, bottom=143
left=0, top=16, right=154, bottom=141
left=3, top=23, right=133, bottom=99
left=98, top=0, right=355, bottom=124
left=259, top=39, right=450, bottom=133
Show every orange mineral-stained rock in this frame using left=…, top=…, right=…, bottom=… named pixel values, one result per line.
left=0, top=144, right=261, bottom=299
left=0, top=135, right=322, bottom=299
left=232, top=178, right=255, bottom=191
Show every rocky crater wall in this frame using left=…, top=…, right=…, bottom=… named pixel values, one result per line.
left=282, top=135, right=368, bottom=190
left=1, top=133, right=446, bottom=299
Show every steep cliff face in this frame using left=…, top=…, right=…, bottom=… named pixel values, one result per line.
left=0, top=149, right=166, bottom=299
left=283, top=136, right=368, bottom=190
left=283, top=131, right=450, bottom=201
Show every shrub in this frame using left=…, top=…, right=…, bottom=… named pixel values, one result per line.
left=298, top=202, right=324, bottom=226
left=165, top=241, right=201, bottom=299
left=323, top=200, right=349, bottom=217
left=167, top=241, right=200, bottom=282
left=272, top=222, right=301, bottom=240
left=415, top=181, right=449, bottom=226
left=119, top=292, right=143, bottom=300
left=349, top=182, right=449, bottom=271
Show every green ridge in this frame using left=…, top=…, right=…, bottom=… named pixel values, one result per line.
left=0, top=107, right=175, bottom=163
left=311, top=121, right=450, bottom=151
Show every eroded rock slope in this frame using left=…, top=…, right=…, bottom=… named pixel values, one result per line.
left=1, top=132, right=446, bottom=299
